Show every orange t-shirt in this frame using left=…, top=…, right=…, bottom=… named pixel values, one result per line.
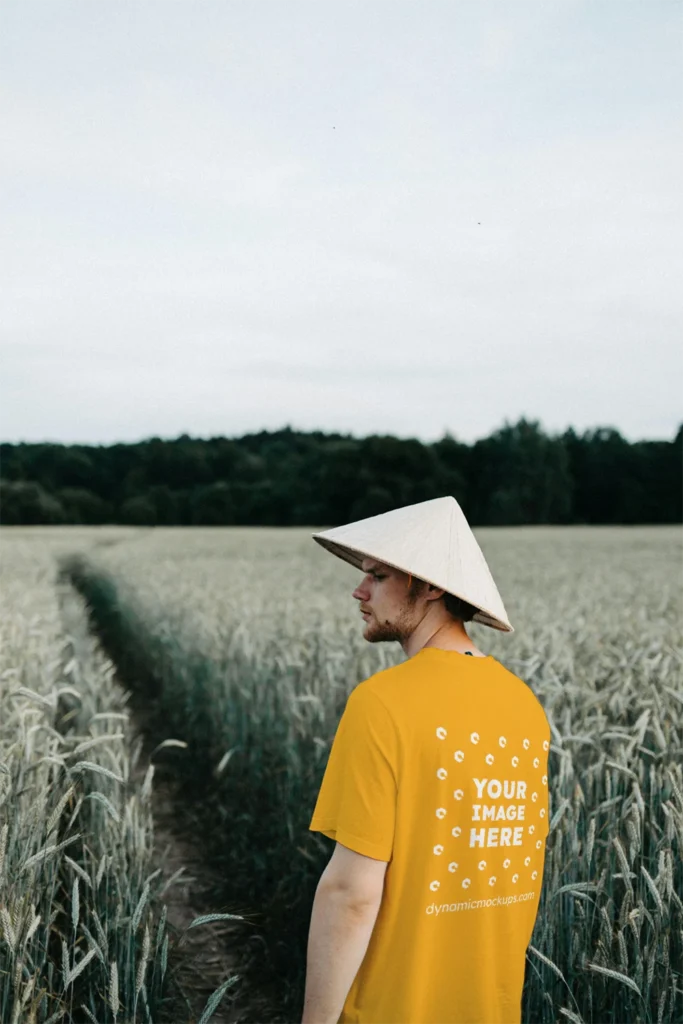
left=308, top=647, right=551, bottom=1024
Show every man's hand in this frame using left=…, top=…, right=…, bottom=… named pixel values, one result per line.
left=301, top=883, right=382, bottom=1024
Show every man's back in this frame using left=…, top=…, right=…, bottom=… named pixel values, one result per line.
left=309, top=646, right=551, bottom=1024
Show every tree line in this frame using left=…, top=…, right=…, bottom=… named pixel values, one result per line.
left=1, top=417, right=681, bottom=527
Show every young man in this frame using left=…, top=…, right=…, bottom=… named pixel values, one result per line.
left=303, top=496, right=551, bottom=1024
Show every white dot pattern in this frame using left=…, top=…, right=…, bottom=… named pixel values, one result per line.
left=428, top=725, right=549, bottom=897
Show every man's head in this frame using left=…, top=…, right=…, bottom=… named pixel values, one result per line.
left=352, top=556, right=479, bottom=647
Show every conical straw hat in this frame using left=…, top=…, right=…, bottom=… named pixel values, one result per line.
left=312, top=495, right=513, bottom=633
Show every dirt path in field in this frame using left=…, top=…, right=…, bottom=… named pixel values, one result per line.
left=55, top=571, right=279, bottom=1024
left=135, top=755, right=246, bottom=1024
left=129, top=741, right=276, bottom=1024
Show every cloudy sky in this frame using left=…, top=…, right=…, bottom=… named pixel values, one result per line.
left=2, top=1, right=681, bottom=447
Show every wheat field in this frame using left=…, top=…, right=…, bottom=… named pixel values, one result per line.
left=1, top=524, right=681, bottom=1023
left=0, top=531, right=241, bottom=1024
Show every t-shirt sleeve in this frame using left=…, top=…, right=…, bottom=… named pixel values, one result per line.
left=308, top=684, right=398, bottom=862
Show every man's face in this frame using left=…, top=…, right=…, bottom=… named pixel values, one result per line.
left=351, top=557, right=424, bottom=644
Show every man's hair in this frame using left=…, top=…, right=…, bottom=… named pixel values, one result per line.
left=407, top=574, right=478, bottom=623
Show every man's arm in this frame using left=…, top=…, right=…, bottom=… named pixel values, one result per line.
left=301, top=883, right=382, bottom=1024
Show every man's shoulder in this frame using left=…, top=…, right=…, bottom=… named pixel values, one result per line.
left=358, top=655, right=548, bottom=718
left=492, top=659, right=550, bottom=715
left=352, top=657, right=418, bottom=707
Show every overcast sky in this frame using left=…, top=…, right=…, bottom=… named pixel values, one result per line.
left=1, top=1, right=681, bottom=448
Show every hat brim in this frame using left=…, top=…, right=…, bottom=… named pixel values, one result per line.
left=312, top=535, right=514, bottom=634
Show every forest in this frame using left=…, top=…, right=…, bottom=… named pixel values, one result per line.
left=1, top=417, right=681, bottom=526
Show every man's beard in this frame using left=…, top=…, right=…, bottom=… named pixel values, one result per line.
left=364, top=606, right=416, bottom=644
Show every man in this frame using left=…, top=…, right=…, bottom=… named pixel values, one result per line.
left=303, top=496, right=551, bottom=1024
